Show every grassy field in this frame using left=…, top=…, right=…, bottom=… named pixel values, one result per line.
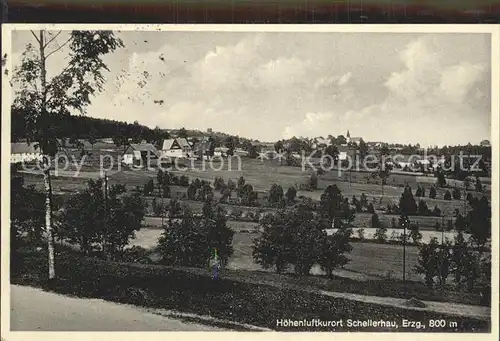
left=131, top=227, right=423, bottom=282
left=19, top=148, right=489, bottom=219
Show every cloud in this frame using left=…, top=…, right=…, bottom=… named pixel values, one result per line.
left=281, top=35, right=489, bottom=146
left=343, top=36, right=489, bottom=146
left=439, top=62, right=486, bottom=103
left=337, top=72, right=352, bottom=86
left=189, top=34, right=266, bottom=92
left=55, top=32, right=489, bottom=146
left=256, top=57, right=312, bottom=88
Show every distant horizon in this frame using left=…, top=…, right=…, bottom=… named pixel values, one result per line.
left=64, top=117, right=491, bottom=148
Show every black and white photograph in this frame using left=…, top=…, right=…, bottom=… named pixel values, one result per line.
left=1, top=25, right=498, bottom=336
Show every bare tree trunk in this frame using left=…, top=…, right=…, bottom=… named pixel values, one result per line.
left=40, top=30, right=56, bottom=279
left=43, top=164, right=56, bottom=279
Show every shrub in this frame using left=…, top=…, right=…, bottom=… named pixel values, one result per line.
left=414, top=238, right=439, bottom=288
left=374, top=225, right=388, bottom=243
left=268, top=184, right=284, bottom=205
left=429, top=186, right=437, bottom=199
left=417, top=200, right=428, bottom=216
left=444, top=190, right=452, bottom=201
left=179, top=175, right=190, bottom=187
left=187, top=183, right=197, bottom=200
left=61, top=179, right=145, bottom=258
left=389, top=230, right=400, bottom=243
left=370, top=213, right=381, bottom=229
left=415, top=186, right=422, bottom=197
left=357, top=228, right=365, bottom=241
left=309, top=172, right=318, bottom=190
left=408, top=223, right=423, bottom=245
left=286, top=187, right=297, bottom=204
left=436, top=172, right=447, bottom=187
left=157, top=204, right=234, bottom=267
left=143, top=179, right=154, bottom=196
left=432, top=205, right=441, bottom=217
left=214, top=177, right=225, bottom=191
left=475, top=177, right=483, bottom=192
left=434, top=222, right=442, bottom=231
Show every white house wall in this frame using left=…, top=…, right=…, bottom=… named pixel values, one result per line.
left=10, top=153, right=43, bottom=163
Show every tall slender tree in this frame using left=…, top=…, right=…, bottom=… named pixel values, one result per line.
left=12, top=30, right=123, bottom=278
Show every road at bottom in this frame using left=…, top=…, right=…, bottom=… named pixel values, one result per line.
left=9, top=284, right=224, bottom=331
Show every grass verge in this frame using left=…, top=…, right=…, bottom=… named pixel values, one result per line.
left=10, top=246, right=490, bottom=332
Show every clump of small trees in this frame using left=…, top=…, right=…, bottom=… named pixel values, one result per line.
left=61, top=178, right=145, bottom=259
left=415, top=195, right=491, bottom=293
left=157, top=197, right=234, bottom=267
left=252, top=184, right=353, bottom=278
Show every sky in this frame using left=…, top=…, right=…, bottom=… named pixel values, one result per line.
left=11, top=29, right=491, bottom=147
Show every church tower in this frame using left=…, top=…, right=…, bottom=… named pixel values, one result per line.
left=346, top=130, right=351, bottom=144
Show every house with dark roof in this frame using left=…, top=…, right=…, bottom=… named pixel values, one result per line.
left=161, top=138, right=193, bottom=159
left=11, top=142, right=43, bottom=163
left=122, top=143, right=160, bottom=166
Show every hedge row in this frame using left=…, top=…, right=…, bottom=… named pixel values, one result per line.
left=11, top=248, right=490, bottom=332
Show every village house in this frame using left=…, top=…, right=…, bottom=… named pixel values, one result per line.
left=258, top=142, right=277, bottom=159
left=122, top=143, right=160, bottom=166
left=100, top=137, right=115, bottom=144
left=11, top=142, right=43, bottom=164
left=214, top=146, right=229, bottom=157
left=161, top=138, right=193, bottom=159
left=366, top=141, right=384, bottom=150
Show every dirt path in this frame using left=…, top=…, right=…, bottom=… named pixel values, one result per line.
left=10, top=285, right=226, bottom=331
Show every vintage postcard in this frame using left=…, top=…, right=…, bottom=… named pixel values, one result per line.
left=1, top=24, right=498, bottom=340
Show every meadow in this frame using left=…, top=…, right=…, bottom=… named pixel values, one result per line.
left=131, top=226, right=423, bottom=281
left=18, top=143, right=491, bottom=288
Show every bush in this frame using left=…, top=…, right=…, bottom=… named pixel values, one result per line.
left=429, top=186, right=437, bottom=199
left=286, top=187, right=297, bottom=204
left=227, top=179, right=236, bottom=191
left=389, top=230, right=400, bottom=243
left=370, top=213, right=381, bottom=229
left=418, top=200, right=430, bottom=216
left=214, top=177, right=225, bottom=191
left=374, top=225, right=388, bottom=243
left=409, top=223, right=423, bottom=245
left=309, top=172, right=318, bottom=190
left=119, top=246, right=151, bottom=263
left=268, top=184, right=284, bottom=205
left=432, top=205, right=441, bottom=217
left=357, top=228, right=365, bottom=241
left=453, top=187, right=462, bottom=200
left=179, top=175, right=190, bottom=187
left=436, top=172, right=447, bottom=187
left=444, top=190, right=452, bottom=201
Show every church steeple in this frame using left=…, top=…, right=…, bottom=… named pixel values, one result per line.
left=346, top=130, right=350, bottom=138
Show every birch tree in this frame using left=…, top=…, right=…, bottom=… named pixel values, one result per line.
left=12, top=30, right=123, bottom=279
